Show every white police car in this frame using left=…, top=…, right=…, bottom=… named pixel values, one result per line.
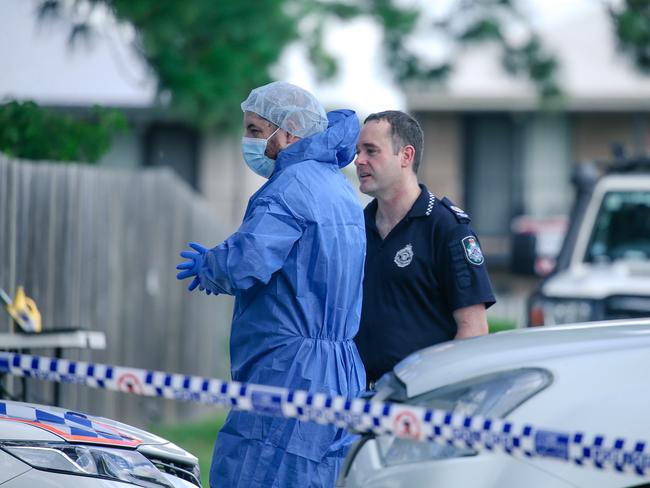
left=0, top=400, right=201, bottom=487
left=528, top=162, right=650, bottom=326
left=338, top=320, right=650, bottom=488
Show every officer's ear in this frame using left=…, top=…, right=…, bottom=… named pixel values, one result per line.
left=400, top=145, right=416, bottom=170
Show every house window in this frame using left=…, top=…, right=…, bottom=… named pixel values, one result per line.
left=144, top=123, right=199, bottom=189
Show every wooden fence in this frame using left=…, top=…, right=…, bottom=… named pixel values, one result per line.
left=0, top=154, right=233, bottom=427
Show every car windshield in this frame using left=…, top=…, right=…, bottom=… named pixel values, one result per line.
left=585, top=191, right=650, bottom=263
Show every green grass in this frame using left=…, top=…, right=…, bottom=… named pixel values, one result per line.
left=488, top=318, right=517, bottom=333
left=150, top=411, right=227, bottom=487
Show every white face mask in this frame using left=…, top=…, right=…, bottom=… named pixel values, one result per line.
left=241, top=127, right=280, bottom=178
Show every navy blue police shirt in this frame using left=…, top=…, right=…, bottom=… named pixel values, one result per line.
left=355, top=184, right=496, bottom=383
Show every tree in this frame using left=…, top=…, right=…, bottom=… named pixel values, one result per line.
left=30, top=0, right=650, bottom=120
left=610, top=0, right=650, bottom=73
left=31, top=0, right=562, bottom=125
left=32, top=0, right=650, bottom=120
left=36, top=0, right=300, bottom=129
left=5, top=0, right=649, bottom=162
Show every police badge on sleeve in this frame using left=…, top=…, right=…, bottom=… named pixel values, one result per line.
left=462, top=236, right=484, bottom=266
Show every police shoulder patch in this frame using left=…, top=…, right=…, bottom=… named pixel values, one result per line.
left=462, top=236, right=484, bottom=266
left=440, top=197, right=471, bottom=223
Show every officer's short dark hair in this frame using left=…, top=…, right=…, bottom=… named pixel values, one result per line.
left=364, top=110, right=423, bottom=173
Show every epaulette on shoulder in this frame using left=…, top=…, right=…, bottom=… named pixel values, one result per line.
left=440, top=197, right=471, bottom=223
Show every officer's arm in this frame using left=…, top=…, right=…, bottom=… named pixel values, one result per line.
left=453, top=304, right=489, bottom=339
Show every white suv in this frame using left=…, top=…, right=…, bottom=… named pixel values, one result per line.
left=528, top=166, right=650, bottom=326
left=338, top=320, right=650, bottom=488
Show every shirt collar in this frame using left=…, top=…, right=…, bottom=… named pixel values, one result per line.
left=364, top=184, right=436, bottom=226
left=406, top=184, right=436, bottom=219
left=364, top=199, right=379, bottom=231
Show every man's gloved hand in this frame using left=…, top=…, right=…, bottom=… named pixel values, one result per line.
left=176, top=242, right=212, bottom=293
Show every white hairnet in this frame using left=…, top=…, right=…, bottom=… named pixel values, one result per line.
left=241, top=81, right=328, bottom=138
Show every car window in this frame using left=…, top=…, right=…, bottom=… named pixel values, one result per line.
left=585, top=191, right=650, bottom=263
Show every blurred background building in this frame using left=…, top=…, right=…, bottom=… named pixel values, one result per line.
left=407, top=4, right=650, bottom=265
left=5, top=1, right=649, bottom=251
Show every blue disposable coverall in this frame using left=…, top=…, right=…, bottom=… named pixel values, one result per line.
left=199, top=110, right=366, bottom=488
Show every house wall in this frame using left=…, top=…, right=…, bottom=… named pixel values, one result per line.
left=417, top=111, right=650, bottom=226
left=414, top=111, right=597, bottom=262
left=99, top=131, right=142, bottom=170
left=522, top=114, right=573, bottom=218
left=462, top=113, right=522, bottom=261
left=101, top=122, right=202, bottom=190
left=573, top=113, right=650, bottom=162
left=417, top=113, right=463, bottom=203
left=191, top=111, right=650, bottom=260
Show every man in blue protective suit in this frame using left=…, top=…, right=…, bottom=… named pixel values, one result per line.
left=176, top=81, right=366, bottom=488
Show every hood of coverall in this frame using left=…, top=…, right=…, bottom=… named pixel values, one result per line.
left=273, top=109, right=359, bottom=174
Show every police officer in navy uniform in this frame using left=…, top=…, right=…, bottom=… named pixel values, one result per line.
left=354, top=110, right=496, bottom=386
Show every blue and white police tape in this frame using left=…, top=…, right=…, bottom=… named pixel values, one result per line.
left=0, top=351, right=648, bottom=477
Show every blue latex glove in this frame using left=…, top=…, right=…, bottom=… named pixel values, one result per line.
left=176, top=242, right=210, bottom=293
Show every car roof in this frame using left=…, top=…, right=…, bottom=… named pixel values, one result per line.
left=596, top=174, right=650, bottom=190
left=394, top=320, right=650, bottom=397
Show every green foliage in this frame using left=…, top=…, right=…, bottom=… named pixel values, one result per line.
left=460, top=18, right=504, bottom=43
left=307, top=23, right=339, bottom=81
left=111, top=1, right=297, bottom=128
left=503, top=36, right=561, bottom=100
left=295, top=1, right=363, bottom=82
left=32, top=0, right=567, bottom=122
left=366, top=0, right=440, bottom=82
left=429, top=0, right=563, bottom=103
left=488, top=318, right=517, bottom=333
left=611, top=0, right=650, bottom=73
left=33, top=0, right=650, bottom=131
left=0, top=101, right=126, bottom=163
left=39, top=0, right=298, bottom=129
